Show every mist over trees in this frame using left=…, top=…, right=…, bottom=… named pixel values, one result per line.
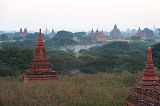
left=1, top=40, right=158, bottom=77
left=1, top=28, right=160, bottom=77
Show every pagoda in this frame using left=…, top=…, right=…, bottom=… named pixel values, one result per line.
left=96, top=31, right=107, bottom=41
left=88, top=28, right=107, bottom=41
left=24, top=29, right=58, bottom=82
left=110, top=24, right=121, bottom=39
left=126, top=47, right=160, bottom=106
left=18, top=28, right=28, bottom=37
left=135, top=27, right=155, bottom=40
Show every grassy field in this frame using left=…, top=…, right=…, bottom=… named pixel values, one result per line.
left=0, top=72, right=146, bottom=106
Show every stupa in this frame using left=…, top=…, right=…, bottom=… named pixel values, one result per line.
left=24, top=29, right=58, bottom=82
left=110, top=24, right=121, bottom=39
left=126, top=47, right=160, bottom=106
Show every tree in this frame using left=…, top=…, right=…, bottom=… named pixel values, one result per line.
left=49, top=54, right=79, bottom=74
left=45, top=37, right=77, bottom=48
left=25, top=32, right=49, bottom=41
left=0, top=69, right=16, bottom=77
left=1, top=40, right=36, bottom=48
left=131, top=35, right=141, bottom=41
left=79, top=36, right=93, bottom=44
left=144, top=39, right=156, bottom=44
left=0, top=34, right=9, bottom=41
left=13, top=36, right=23, bottom=40
left=152, top=42, right=160, bottom=69
left=0, top=46, right=33, bottom=73
left=78, top=54, right=97, bottom=74
left=74, top=32, right=86, bottom=39
left=95, top=55, right=118, bottom=73
left=119, top=57, right=144, bottom=73
left=55, top=30, right=73, bottom=39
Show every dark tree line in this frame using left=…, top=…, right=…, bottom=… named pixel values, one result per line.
left=1, top=41, right=160, bottom=77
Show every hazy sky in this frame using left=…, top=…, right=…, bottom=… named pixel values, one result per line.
left=0, top=0, right=160, bottom=32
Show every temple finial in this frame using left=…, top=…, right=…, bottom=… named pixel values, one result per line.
left=114, top=24, right=117, bottom=29
left=40, top=29, right=41, bottom=33
left=141, top=47, right=158, bottom=83
left=37, top=29, right=43, bottom=42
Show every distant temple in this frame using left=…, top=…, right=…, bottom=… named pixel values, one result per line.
left=88, top=28, right=107, bottom=41
left=49, top=28, right=55, bottom=38
left=110, top=24, right=121, bottom=39
left=24, top=29, right=58, bottom=82
left=51, top=29, right=54, bottom=34
left=126, top=47, right=160, bottom=106
left=136, top=27, right=154, bottom=39
left=18, top=28, right=28, bottom=37
left=43, top=27, right=50, bottom=35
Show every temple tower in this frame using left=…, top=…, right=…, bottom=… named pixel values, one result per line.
left=126, top=47, right=160, bottom=106
left=24, top=29, right=58, bottom=82
left=140, top=47, right=158, bottom=87
left=24, top=28, right=28, bottom=35
left=110, top=24, right=121, bottom=39
left=138, top=27, right=141, bottom=34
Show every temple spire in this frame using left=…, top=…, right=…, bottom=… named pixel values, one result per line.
left=38, top=28, right=44, bottom=42
left=141, top=47, right=158, bottom=82
left=24, top=29, right=58, bottom=82
left=91, top=28, right=94, bottom=33
left=34, top=29, right=46, bottom=59
left=114, top=24, right=117, bottom=29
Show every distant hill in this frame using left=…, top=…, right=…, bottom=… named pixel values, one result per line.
left=0, top=31, right=5, bottom=35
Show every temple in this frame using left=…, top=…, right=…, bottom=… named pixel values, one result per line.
left=17, top=28, right=28, bottom=37
left=24, top=29, right=58, bottom=82
left=88, top=28, right=107, bottom=41
left=110, top=24, right=121, bottom=39
left=135, top=27, right=155, bottom=40
left=126, top=47, right=160, bottom=106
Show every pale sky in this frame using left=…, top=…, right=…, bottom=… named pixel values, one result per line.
left=0, top=0, right=160, bottom=32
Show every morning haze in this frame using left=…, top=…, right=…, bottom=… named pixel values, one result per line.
left=0, top=0, right=160, bottom=31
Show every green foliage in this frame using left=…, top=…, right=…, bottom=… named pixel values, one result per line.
left=45, top=37, right=77, bottom=48
left=130, top=35, right=141, bottom=41
left=95, top=55, right=118, bottom=73
left=152, top=42, right=160, bottom=69
left=73, top=32, right=86, bottom=39
left=0, top=46, right=33, bottom=72
left=49, top=54, right=79, bottom=74
left=79, top=36, right=93, bottom=44
left=119, top=57, right=144, bottom=73
left=86, top=41, right=148, bottom=59
left=13, top=36, right=23, bottom=40
left=46, top=49, right=72, bottom=56
left=0, top=69, right=17, bottom=77
left=25, top=32, right=49, bottom=41
left=78, top=54, right=97, bottom=74
left=81, top=41, right=148, bottom=73
left=55, top=30, right=73, bottom=39
left=78, top=54, right=95, bottom=62
left=1, top=40, right=36, bottom=48
left=144, top=38, right=156, bottom=44
left=0, top=34, right=9, bottom=41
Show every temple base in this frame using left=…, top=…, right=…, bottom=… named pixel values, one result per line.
left=126, top=87, right=160, bottom=106
left=24, top=70, right=58, bottom=82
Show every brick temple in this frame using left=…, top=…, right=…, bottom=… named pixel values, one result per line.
left=24, top=29, right=58, bottom=82
left=126, top=47, right=160, bottom=106
left=136, top=27, right=154, bottom=40
left=110, top=24, right=121, bottom=39
left=88, top=28, right=107, bottom=41
left=18, top=28, right=28, bottom=37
